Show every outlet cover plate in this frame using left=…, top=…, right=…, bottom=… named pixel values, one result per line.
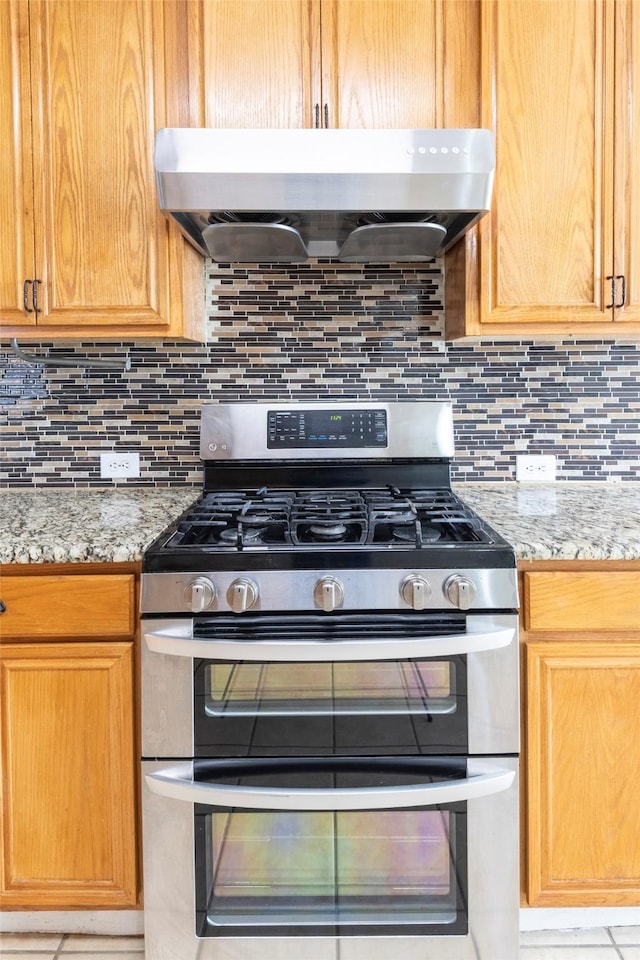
left=516, top=454, right=557, bottom=483
left=100, top=452, right=140, bottom=479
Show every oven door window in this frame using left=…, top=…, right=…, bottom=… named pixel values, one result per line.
left=193, top=613, right=468, bottom=756
left=194, top=757, right=468, bottom=938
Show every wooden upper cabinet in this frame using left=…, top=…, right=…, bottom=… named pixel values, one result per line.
left=199, top=1, right=317, bottom=127
left=614, top=0, right=640, bottom=325
left=0, top=0, right=204, bottom=341
left=448, top=0, right=640, bottom=337
left=481, top=0, right=613, bottom=329
left=0, top=2, right=36, bottom=328
left=320, top=1, right=440, bottom=128
left=198, top=0, right=480, bottom=129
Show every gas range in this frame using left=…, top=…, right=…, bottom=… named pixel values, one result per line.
left=141, top=402, right=517, bottom=614
left=140, top=401, right=520, bottom=960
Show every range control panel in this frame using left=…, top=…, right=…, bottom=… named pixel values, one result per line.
left=267, top=409, right=388, bottom=449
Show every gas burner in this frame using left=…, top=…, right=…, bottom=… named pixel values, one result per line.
left=391, top=526, right=416, bottom=543
left=219, top=526, right=266, bottom=545
left=309, top=523, right=349, bottom=541
left=392, top=524, right=442, bottom=544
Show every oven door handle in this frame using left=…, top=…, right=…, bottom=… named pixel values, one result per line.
left=145, top=761, right=515, bottom=810
left=143, top=615, right=515, bottom=662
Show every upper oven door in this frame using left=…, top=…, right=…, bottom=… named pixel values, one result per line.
left=141, top=612, right=519, bottom=759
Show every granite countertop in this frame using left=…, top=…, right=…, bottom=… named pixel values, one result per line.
left=0, top=487, right=200, bottom=564
left=0, top=483, right=639, bottom=565
left=456, top=482, right=640, bottom=561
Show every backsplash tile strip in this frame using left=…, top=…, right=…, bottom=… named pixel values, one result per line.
left=1, top=260, right=638, bottom=486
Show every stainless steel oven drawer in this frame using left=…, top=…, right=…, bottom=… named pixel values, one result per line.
left=141, top=755, right=519, bottom=960
left=141, top=613, right=519, bottom=758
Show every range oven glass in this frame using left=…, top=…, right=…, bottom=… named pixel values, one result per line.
left=193, top=612, right=468, bottom=756
left=195, top=656, right=465, bottom=756
left=193, top=757, right=468, bottom=939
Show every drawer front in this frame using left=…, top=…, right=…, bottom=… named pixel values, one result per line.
left=523, top=571, right=640, bottom=632
left=0, top=574, right=136, bottom=639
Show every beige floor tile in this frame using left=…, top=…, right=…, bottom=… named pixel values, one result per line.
left=56, top=955, right=143, bottom=960
left=520, top=948, right=621, bottom=960
left=0, top=955, right=56, bottom=960
left=61, top=937, right=144, bottom=953
left=0, top=934, right=62, bottom=952
left=610, top=927, right=640, bottom=946
left=619, top=949, right=640, bottom=960
left=520, top=928, right=612, bottom=946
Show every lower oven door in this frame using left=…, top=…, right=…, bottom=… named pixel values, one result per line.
left=142, top=612, right=519, bottom=757
left=142, top=755, right=519, bottom=960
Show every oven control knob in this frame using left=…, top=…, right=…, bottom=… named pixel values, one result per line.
left=185, top=577, right=216, bottom=613
left=227, top=578, right=259, bottom=614
left=444, top=575, right=477, bottom=611
left=400, top=575, right=432, bottom=610
left=313, top=576, right=344, bottom=612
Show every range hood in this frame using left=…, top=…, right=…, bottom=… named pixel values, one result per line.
left=154, top=128, right=494, bottom=263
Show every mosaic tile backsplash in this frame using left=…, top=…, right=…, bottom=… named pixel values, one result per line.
left=1, top=260, right=638, bottom=486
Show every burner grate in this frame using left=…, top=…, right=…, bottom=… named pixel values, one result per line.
left=160, top=487, right=495, bottom=552
left=290, top=491, right=368, bottom=545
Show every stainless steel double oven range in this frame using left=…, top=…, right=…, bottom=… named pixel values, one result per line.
left=141, top=402, right=520, bottom=960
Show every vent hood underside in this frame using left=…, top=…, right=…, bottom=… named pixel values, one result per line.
left=155, top=128, right=495, bottom=263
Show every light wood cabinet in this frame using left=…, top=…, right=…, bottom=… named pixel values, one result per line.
left=195, top=0, right=480, bottom=129
left=0, top=0, right=203, bottom=341
left=520, top=563, right=640, bottom=907
left=0, top=565, right=139, bottom=909
left=447, top=0, right=640, bottom=338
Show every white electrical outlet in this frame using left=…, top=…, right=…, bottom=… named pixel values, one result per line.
left=100, top=452, right=140, bottom=479
left=516, top=454, right=557, bottom=483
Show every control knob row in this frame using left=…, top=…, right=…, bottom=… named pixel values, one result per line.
left=400, top=574, right=476, bottom=610
left=185, top=577, right=259, bottom=614
left=186, top=573, right=477, bottom=613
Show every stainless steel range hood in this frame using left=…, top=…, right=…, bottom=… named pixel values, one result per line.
left=154, top=128, right=494, bottom=263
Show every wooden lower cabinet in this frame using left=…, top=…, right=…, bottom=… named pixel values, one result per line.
left=521, top=564, right=640, bottom=907
left=0, top=566, right=139, bottom=909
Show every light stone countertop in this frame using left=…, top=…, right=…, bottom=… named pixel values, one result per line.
left=456, top=482, right=640, bottom=561
left=0, top=487, right=200, bottom=564
left=0, top=483, right=639, bottom=565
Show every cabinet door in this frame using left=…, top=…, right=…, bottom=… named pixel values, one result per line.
left=0, top=642, right=137, bottom=908
left=200, top=0, right=318, bottom=127
left=320, top=0, right=479, bottom=129
left=614, top=0, right=640, bottom=325
left=199, top=0, right=479, bottom=130
left=0, top=1, right=36, bottom=327
left=321, top=0, right=442, bottom=128
left=0, top=573, right=136, bottom=639
left=478, top=0, right=615, bottom=328
left=25, top=0, right=196, bottom=336
left=526, top=640, right=640, bottom=906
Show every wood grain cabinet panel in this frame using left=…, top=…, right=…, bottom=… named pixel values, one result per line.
left=0, top=564, right=139, bottom=910
left=521, top=561, right=640, bottom=908
left=0, top=574, right=135, bottom=639
left=0, top=1, right=35, bottom=328
left=524, top=571, right=640, bottom=632
left=0, top=642, right=137, bottom=908
left=447, top=0, right=640, bottom=338
left=198, top=0, right=480, bottom=130
left=526, top=640, right=640, bottom=905
left=0, top=0, right=203, bottom=341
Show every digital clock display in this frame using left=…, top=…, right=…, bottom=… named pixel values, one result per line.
left=267, top=409, right=387, bottom=449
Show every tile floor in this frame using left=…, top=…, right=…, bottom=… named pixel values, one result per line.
left=0, top=929, right=638, bottom=960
